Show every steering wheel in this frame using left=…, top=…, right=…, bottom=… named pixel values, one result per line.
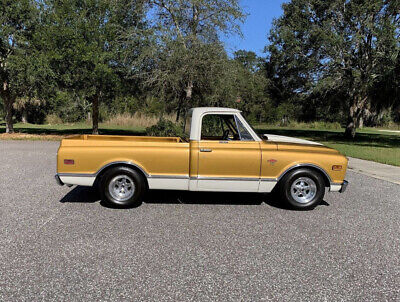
left=222, top=129, right=230, bottom=141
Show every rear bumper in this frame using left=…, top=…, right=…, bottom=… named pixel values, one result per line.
left=55, top=174, right=64, bottom=186
left=339, top=180, right=349, bottom=193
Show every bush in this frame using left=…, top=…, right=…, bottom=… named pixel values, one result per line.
left=106, top=112, right=175, bottom=128
left=146, top=118, right=185, bottom=137
left=45, top=114, right=63, bottom=125
left=281, top=121, right=342, bottom=130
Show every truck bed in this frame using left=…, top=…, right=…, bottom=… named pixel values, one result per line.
left=61, top=134, right=184, bottom=146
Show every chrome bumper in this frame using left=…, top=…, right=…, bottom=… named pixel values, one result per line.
left=55, top=174, right=64, bottom=186
left=339, top=180, right=348, bottom=193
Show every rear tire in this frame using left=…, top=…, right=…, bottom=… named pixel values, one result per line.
left=279, top=168, right=325, bottom=210
left=100, top=166, right=146, bottom=208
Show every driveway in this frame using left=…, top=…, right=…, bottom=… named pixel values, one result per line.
left=1, top=141, right=399, bottom=301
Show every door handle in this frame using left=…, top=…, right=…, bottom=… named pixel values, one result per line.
left=200, top=148, right=212, bottom=152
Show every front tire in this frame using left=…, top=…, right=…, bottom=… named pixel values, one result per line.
left=279, top=168, right=325, bottom=210
left=100, top=166, right=146, bottom=208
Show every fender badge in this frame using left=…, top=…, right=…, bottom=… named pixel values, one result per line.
left=267, top=159, right=277, bottom=165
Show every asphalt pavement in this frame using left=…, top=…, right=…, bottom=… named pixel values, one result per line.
left=1, top=140, right=399, bottom=301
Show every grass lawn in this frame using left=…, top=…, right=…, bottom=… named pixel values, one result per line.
left=1, top=121, right=399, bottom=166
left=255, top=126, right=400, bottom=166
left=0, top=122, right=145, bottom=140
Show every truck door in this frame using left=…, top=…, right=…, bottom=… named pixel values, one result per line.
left=196, top=113, right=261, bottom=192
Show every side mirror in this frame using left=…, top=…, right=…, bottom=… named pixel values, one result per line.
left=262, top=134, right=269, bottom=141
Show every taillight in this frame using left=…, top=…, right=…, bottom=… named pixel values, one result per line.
left=64, top=159, right=75, bottom=165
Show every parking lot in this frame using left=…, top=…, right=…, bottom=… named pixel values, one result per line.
left=1, top=140, right=399, bottom=301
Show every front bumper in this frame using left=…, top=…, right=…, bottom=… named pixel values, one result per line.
left=339, top=180, right=348, bottom=193
left=330, top=180, right=349, bottom=192
left=55, top=174, right=64, bottom=186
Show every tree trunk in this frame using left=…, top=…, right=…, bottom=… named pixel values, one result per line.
left=176, top=98, right=183, bottom=122
left=179, top=81, right=193, bottom=122
left=21, top=109, right=28, bottom=124
left=344, top=113, right=357, bottom=139
left=2, top=81, right=14, bottom=134
left=344, top=95, right=368, bottom=139
left=92, top=94, right=99, bottom=135
left=358, top=116, right=363, bottom=129
left=184, top=81, right=193, bottom=102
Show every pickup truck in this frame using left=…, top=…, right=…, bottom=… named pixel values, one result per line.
left=56, top=107, right=348, bottom=209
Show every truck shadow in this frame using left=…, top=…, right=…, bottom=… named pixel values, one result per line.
left=60, top=186, right=330, bottom=210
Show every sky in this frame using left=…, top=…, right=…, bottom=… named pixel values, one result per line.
left=222, top=0, right=288, bottom=57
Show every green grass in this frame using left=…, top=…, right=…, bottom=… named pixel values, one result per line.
left=1, top=121, right=399, bottom=166
left=0, top=121, right=145, bottom=136
left=255, top=126, right=400, bottom=166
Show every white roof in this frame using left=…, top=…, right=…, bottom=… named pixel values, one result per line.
left=188, top=107, right=261, bottom=141
left=190, top=107, right=241, bottom=116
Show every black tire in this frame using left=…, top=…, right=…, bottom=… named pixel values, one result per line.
left=279, top=168, right=325, bottom=210
left=100, top=166, right=146, bottom=208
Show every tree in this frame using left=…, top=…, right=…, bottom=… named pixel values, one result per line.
left=45, top=0, right=147, bottom=134
left=234, top=50, right=261, bottom=73
left=268, top=0, right=400, bottom=138
left=144, top=0, right=245, bottom=120
left=232, top=50, right=271, bottom=123
left=0, top=0, right=38, bottom=133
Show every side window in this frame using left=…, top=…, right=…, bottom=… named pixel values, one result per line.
left=201, top=114, right=240, bottom=141
left=235, top=116, right=254, bottom=141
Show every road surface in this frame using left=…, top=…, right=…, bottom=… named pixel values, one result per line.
left=1, top=141, right=399, bottom=301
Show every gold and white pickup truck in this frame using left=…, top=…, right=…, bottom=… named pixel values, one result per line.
left=56, top=107, right=348, bottom=209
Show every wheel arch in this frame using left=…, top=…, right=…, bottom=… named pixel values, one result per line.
left=94, top=161, right=149, bottom=189
left=277, top=164, right=331, bottom=187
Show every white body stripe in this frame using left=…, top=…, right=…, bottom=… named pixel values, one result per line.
left=58, top=174, right=278, bottom=193
left=259, top=180, right=279, bottom=193
left=59, top=176, right=96, bottom=186
left=188, top=178, right=277, bottom=193
left=148, top=178, right=189, bottom=190
left=196, top=179, right=260, bottom=192
left=59, top=174, right=341, bottom=193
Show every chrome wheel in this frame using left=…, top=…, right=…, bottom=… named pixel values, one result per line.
left=108, top=175, right=135, bottom=202
left=290, top=177, right=317, bottom=204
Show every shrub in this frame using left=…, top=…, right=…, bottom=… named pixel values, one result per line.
left=106, top=112, right=176, bottom=128
left=45, top=114, right=63, bottom=125
left=146, top=118, right=185, bottom=137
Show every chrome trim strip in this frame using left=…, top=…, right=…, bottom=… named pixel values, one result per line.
left=59, top=164, right=333, bottom=185
left=277, top=164, right=332, bottom=183
left=57, top=173, right=95, bottom=178
left=190, top=176, right=277, bottom=182
left=260, top=178, right=278, bottom=182
left=148, top=175, right=190, bottom=180
left=197, top=176, right=261, bottom=181
left=57, top=172, right=189, bottom=180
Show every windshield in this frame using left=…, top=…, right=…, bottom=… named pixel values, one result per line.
left=240, top=113, right=260, bottom=140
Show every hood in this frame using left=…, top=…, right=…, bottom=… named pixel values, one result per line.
left=263, top=134, right=322, bottom=146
